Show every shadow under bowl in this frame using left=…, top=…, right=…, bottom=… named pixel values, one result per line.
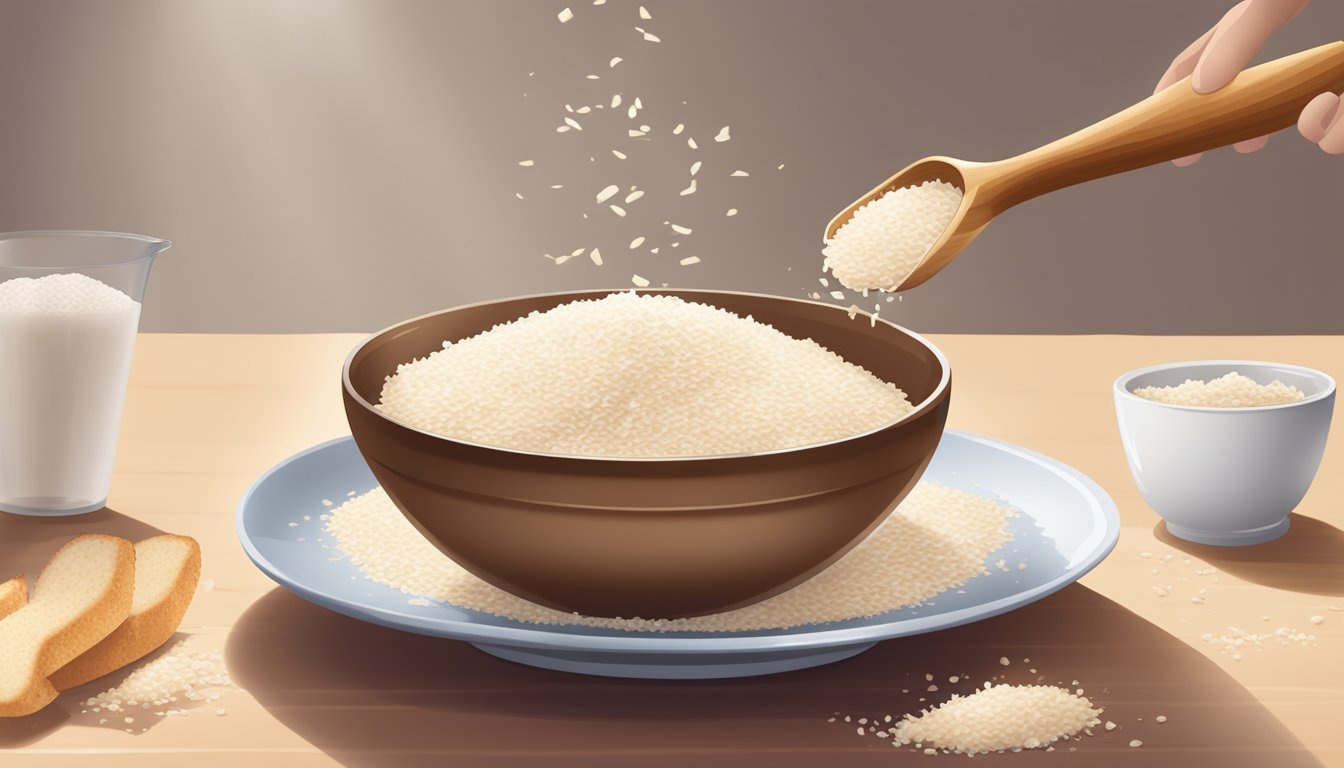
left=342, top=289, right=950, bottom=619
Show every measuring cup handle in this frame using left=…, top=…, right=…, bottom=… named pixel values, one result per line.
left=985, top=41, right=1344, bottom=210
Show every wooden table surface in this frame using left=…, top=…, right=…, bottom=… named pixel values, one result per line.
left=1, top=334, right=1340, bottom=767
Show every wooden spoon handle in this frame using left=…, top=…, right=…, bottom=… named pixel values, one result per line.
left=984, top=41, right=1344, bottom=211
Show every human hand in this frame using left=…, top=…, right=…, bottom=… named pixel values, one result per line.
left=1155, top=0, right=1343, bottom=163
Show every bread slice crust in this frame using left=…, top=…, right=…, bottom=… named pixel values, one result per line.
left=0, top=576, right=26, bottom=620
left=49, top=535, right=202, bottom=691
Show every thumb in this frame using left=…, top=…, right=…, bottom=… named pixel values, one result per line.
left=1192, top=0, right=1310, bottom=93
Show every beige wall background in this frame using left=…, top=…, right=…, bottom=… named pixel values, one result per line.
left=0, top=0, right=1340, bottom=334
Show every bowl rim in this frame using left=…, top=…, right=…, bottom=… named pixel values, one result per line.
left=342, top=288, right=951, bottom=463
left=1113, top=359, right=1336, bottom=413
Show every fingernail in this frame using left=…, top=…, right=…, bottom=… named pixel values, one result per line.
left=1321, top=103, right=1342, bottom=133
left=1190, top=66, right=1222, bottom=95
left=1190, top=64, right=1209, bottom=93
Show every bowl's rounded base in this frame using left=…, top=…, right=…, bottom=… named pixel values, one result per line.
left=471, top=641, right=877, bottom=679
left=1164, top=517, right=1290, bottom=547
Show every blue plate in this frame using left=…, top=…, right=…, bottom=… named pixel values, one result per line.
left=237, top=432, right=1119, bottom=679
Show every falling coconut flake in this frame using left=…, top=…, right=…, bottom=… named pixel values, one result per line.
left=518, top=7, right=753, bottom=285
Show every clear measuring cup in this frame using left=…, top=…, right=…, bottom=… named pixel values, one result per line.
left=0, top=231, right=170, bottom=515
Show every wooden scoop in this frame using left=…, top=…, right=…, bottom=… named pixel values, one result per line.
left=825, top=41, right=1344, bottom=291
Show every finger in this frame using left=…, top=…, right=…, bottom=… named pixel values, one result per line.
left=1158, top=25, right=1217, bottom=166
left=1155, top=25, right=1217, bottom=93
left=1316, top=98, right=1344, bottom=155
left=1192, top=0, right=1308, bottom=93
left=1298, top=92, right=1343, bottom=143
left=1191, top=1, right=1262, bottom=93
left=1233, top=134, right=1269, bottom=153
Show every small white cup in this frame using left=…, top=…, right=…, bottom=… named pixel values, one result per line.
left=1114, top=360, right=1335, bottom=546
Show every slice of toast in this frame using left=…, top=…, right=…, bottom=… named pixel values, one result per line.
left=0, top=576, right=26, bottom=620
left=0, top=535, right=135, bottom=717
left=49, top=535, right=201, bottom=691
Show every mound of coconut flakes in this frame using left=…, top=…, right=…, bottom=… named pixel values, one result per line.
left=325, top=481, right=1015, bottom=630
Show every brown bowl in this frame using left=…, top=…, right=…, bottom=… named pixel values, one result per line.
left=342, top=289, right=950, bottom=619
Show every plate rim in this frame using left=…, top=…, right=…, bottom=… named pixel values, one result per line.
left=236, top=430, right=1120, bottom=654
